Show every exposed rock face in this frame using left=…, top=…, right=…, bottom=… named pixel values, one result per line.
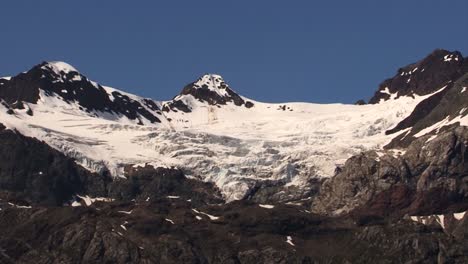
left=109, top=164, right=224, bottom=206
left=0, top=62, right=162, bottom=124
left=162, top=74, right=254, bottom=113
left=312, top=126, right=468, bottom=218
left=1, top=199, right=467, bottom=263
left=386, top=72, right=468, bottom=148
left=1, top=121, right=466, bottom=263
left=0, top=123, right=110, bottom=206
left=0, top=123, right=222, bottom=207
left=311, top=52, right=468, bottom=221
left=369, top=49, right=467, bottom=104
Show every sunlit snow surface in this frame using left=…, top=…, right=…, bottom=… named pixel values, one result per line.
left=0, top=83, right=444, bottom=201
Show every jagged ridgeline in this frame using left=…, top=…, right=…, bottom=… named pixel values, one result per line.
left=0, top=49, right=467, bottom=263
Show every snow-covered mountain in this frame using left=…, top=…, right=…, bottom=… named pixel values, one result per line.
left=1, top=49, right=468, bottom=263
left=0, top=50, right=467, bottom=202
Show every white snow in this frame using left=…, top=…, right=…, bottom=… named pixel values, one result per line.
left=7, top=202, right=32, bottom=209
left=409, top=212, right=468, bottom=229
left=71, top=201, right=82, bottom=207
left=380, top=87, right=391, bottom=94
left=165, top=218, right=175, bottom=224
left=461, top=87, right=467, bottom=93
left=191, top=74, right=230, bottom=97
left=286, top=236, right=295, bottom=246
left=259, top=204, right=275, bottom=209
left=76, top=195, right=113, bottom=206
left=415, top=114, right=468, bottom=138
left=192, top=209, right=220, bottom=220
left=0, top=76, right=11, bottom=80
left=379, top=87, right=398, bottom=100
left=166, top=196, right=180, bottom=199
left=0, top=68, right=456, bottom=202
left=118, top=210, right=133, bottom=215
left=45, top=61, right=78, bottom=74
left=443, top=54, right=454, bottom=62
left=425, top=134, right=438, bottom=143
left=454, top=211, right=466, bottom=220
left=436, top=215, right=445, bottom=229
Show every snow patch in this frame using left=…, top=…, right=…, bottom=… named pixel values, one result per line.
left=7, top=202, right=32, bottom=209
left=192, top=74, right=229, bottom=97
left=286, top=236, right=295, bottom=246
left=415, top=114, right=468, bottom=138
left=76, top=195, right=113, bottom=206
left=259, top=204, right=275, bottom=209
left=443, top=54, right=459, bottom=62
left=46, top=61, right=78, bottom=74
left=454, top=211, right=466, bottom=220
left=192, top=209, right=220, bottom=220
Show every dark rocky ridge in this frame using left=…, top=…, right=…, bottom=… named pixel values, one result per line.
left=369, top=49, right=467, bottom=104
left=385, top=72, right=468, bottom=148
left=0, top=123, right=110, bottom=206
left=0, top=62, right=162, bottom=124
left=312, top=126, right=468, bottom=219
left=162, top=74, right=254, bottom=113
left=1, top=198, right=467, bottom=263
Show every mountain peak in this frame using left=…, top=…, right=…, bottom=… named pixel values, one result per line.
left=42, top=61, right=79, bottom=75
left=181, top=74, right=230, bottom=98
left=162, top=74, right=254, bottom=113
left=37, top=61, right=84, bottom=83
left=369, top=49, right=467, bottom=104
left=0, top=61, right=163, bottom=125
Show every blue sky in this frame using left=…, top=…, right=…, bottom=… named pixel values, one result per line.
left=0, top=0, right=467, bottom=103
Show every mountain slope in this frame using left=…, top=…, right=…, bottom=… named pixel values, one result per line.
left=0, top=49, right=467, bottom=263
left=162, top=74, right=254, bottom=113
left=0, top=61, right=166, bottom=125
left=0, top=64, right=437, bottom=201
left=0, top=50, right=466, bottom=202
left=368, top=49, right=467, bottom=104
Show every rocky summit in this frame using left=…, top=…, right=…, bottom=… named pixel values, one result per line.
left=0, top=49, right=467, bottom=263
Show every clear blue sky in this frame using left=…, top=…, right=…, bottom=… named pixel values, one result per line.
left=0, top=0, right=467, bottom=103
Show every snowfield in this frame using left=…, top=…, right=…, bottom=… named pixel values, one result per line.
left=0, top=63, right=453, bottom=201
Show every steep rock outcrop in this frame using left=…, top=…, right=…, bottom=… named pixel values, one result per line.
left=162, top=74, right=254, bottom=113
left=0, top=123, right=111, bottom=206
left=312, top=126, right=468, bottom=218
left=369, top=49, right=467, bottom=104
